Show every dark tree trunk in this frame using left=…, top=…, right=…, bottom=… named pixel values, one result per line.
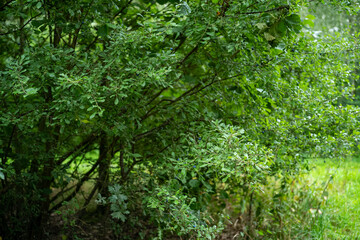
left=96, top=133, right=112, bottom=214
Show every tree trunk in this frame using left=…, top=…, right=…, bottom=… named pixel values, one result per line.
left=96, top=133, right=112, bottom=214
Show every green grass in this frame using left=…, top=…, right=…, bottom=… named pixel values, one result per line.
left=308, top=158, right=360, bottom=239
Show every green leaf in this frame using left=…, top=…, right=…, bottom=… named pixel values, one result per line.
left=285, top=14, right=301, bottom=25
left=156, top=0, right=180, bottom=4
left=303, top=19, right=314, bottom=28
left=276, top=21, right=287, bottom=35
left=285, top=14, right=302, bottom=33
left=306, top=14, right=316, bottom=20
left=178, top=2, right=191, bottom=15
left=189, top=179, right=200, bottom=188
left=97, top=24, right=109, bottom=37
left=111, top=211, right=126, bottom=222
left=25, top=88, right=38, bottom=96
left=264, top=32, right=275, bottom=41
left=89, top=112, right=96, bottom=119
left=255, top=23, right=267, bottom=30
left=32, top=20, right=46, bottom=28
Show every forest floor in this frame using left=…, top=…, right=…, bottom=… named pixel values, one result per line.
left=46, top=158, right=360, bottom=240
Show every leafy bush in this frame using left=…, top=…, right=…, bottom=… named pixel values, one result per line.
left=1, top=0, right=360, bottom=239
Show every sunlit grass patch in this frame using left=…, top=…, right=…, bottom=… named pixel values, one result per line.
left=308, top=158, right=360, bottom=239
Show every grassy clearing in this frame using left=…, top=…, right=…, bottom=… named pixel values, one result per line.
left=308, top=158, right=360, bottom=239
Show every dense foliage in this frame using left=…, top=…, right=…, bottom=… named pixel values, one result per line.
left=1, top=0, right=359, bottom=239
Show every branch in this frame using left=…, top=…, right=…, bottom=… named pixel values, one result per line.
left=121, top=135, right=181, bottom=182
left=49, top=156, right=101, bottom=211
left=234, top=5, right=289, bottom=15
left=145, top=87, right=169, bottom=108
left=0, top=13, right=41, bottom=36
left=186, top=79, right=217, bottom=98
left=119, top=148, right=125, bottom=179
left=50, top=184, right=76, bottom=203
left=140, top=83, right=201, bottom=122
left=85, top=0, right=133, bottom=51
left=1, top=125, right=16, bottom=166
left=112, top=0, right=133, bottom=20
left=139, top=74, right=184, bottom=122
left=56, top=134, right=97, bottom=165
left=315, top=174, right=334, bottom=217
left=176, top=23, right=210, bottom=68
left=139, top=74, right=221, bottom=123
left=0, top=0, right=14, bottom=11
left=81, top=181, right=100, bottom=210
left=246, top=1, right=259, bottom=10
left=177, top=45, right=199, bottom=68
left=164, top=83, right=202, bottom=107
left=60, top=35, right=71, bottom=47
left=145, top=136, right=181, bottom=159
left=173, top=35, right=187, bottom=53
left=135, top=117, right=173, bottom=140
left=71, top=0, right=95, bottom=48
left=219, top=0, right=231, bottom=17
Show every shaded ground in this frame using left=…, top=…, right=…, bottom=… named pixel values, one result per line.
left=46, top=212, right=114, bottom=240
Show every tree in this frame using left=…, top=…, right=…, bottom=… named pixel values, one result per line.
left=0, top=0, right=359, bottom=239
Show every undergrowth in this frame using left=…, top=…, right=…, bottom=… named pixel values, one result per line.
left=50, top=158, right=360, bottom=239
